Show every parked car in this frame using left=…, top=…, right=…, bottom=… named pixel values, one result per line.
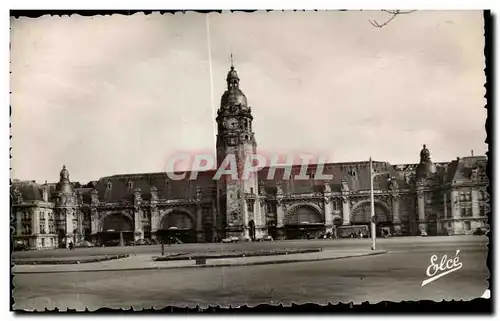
left=162, top=236, right=183, bottom=245
left=75, top=240, right=94, bottom=248
left=258, top=235, right=273, bottom=242
left=221, top=236, right=239, bottom=243
left=420, top=231, right=428, bottom=237
left=134, top=238, right=152, bottom=246
left=13, top=241, right=28, bottom=251
left=103, top=239, right=121, bottom=247
left=473, top=228, right=486, bottom=236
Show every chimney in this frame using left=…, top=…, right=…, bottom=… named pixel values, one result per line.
left=471, top=150, right=474, bottom=157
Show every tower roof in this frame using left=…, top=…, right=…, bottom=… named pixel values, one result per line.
left=226, top=66, right=240, bottom=81
left=56, top=164, right=74, bottom=193
left=221, top=63, right=248, bottom=109
left=416, top=144, right=437, bottom=178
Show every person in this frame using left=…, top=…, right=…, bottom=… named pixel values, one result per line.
left=160, top=240, right=165, bottom=256
left=68, top=241, right=74, bottom=250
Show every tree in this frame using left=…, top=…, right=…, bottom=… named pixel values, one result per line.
left=369, top=10, right=416, bottom=28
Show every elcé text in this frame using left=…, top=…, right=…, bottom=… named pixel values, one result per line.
left=421, top=250, right=463, bottom=287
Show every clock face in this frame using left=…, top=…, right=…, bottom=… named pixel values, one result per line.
left=224, top=117, right=239, bottom=130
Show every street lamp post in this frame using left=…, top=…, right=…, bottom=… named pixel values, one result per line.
left=369, top=157, right=391, bottom=251
left=369, top=157, right=376, bottom=251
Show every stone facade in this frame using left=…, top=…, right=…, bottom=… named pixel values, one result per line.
left=11, top=66, right=490, bottom=249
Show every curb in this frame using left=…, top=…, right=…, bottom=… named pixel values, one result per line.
left=13, top=251, right=388, bottom=274
left=153, top=248, right=322, bottom=261
left=12, top=254, right=129, bottom=266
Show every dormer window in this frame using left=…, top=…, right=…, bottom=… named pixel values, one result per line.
left=107, top=181, right=112, bottom=189
left=127, top=180, right=133, bottom=190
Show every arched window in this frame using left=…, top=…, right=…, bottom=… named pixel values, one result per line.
left=352, top=202, right=389, bottom=224
left=161, top=211, right=194, bottom=230
left=286, top=206, right=322, bottom=225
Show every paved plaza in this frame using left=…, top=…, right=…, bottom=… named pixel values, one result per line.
left=12, top=236, right=489, bottom=310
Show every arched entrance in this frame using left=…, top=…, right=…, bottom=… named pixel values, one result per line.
left=98, top=213, right=134, bottom=246
left=284, top=204, right=324, bottom=239
left=203, top=221, right=214, bottom=243
left=332, top=217, right=343, bottom=239
left=157, top=209, right=196, bottom=244
left=427, top=212, right=438, bottom=236
left=248, top=220, right=256, bottom=241
left=83, top=228, right=91, bottom=241
left=57, top=229, right=66, bottom=248
left=351, top=201, right=392, bottom=237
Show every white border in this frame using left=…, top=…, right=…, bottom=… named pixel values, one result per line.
left=3, top=1, right=498, bottom=320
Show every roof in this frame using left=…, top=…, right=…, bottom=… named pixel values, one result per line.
left=446, top=156, right=488, bottom=184
left=14, top=157, right=485, bottom=203
left=94, top=171, right=218, bottom=202
left=257, top=161, right=406, bottom=194
left=11, top=180, right=43, bottom=201
left=88, top=161, right=409, bottom=202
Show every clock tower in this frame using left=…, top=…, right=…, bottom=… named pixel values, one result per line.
left=215, top=62, right=264, bottom=240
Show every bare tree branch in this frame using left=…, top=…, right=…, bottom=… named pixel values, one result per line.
left=369, top=9, right=417, bottom=28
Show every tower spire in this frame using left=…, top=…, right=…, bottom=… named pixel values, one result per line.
left=230, top=53, right=234, bottom=69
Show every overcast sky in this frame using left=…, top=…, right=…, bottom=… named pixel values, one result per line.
left=11, top=10, right=486, bottom=183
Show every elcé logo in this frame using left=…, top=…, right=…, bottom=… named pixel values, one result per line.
left=421, top=250, right=463, bottom=287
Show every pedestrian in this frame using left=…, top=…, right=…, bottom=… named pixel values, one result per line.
left=68, top=241, right=74, bottom=250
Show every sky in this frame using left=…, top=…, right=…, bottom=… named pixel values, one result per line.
left=10, top=10, right=487, bottom=183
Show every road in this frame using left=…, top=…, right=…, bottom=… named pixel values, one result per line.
left=11, top=235, right=489, bottom=259
left=12, top=236, right=490, bottom=310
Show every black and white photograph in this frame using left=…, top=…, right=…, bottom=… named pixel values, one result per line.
left=9, top=8, right=491, bottom=312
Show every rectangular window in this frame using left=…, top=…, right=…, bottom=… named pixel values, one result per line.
left=465, top=193, right=471, bottom=201
left=480, top=204, right=489, bottom=216
left=464, top=221, right=471, bottom=231
left=459, top=193, right=465, bottom=201
left=266, top=202, right=274, bottom=213
left=247, top=201, right=254, bottom=213
left=41, top=238, right=45, bottom=247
